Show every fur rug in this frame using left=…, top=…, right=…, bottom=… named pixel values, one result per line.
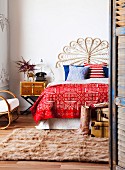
left=0, top=128, right=109, bottom=162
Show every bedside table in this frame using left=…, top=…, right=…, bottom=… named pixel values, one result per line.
left=20, top=81, right=47, bottom=114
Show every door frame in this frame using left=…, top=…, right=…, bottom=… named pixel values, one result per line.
left=109, top=0, right=124, bottom=169
left=109, top=0, right=117, bottom=169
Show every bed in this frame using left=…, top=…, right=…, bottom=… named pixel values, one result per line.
left=30, top=37, right=109, bottom=130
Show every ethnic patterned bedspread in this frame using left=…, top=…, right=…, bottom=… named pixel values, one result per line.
left=30, top=83, right=108, bottom=123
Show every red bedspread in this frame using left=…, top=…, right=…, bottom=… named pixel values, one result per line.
left=30, top=83, right=108, bottom=123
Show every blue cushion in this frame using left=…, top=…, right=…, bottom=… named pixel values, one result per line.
left=103, top=66, right=109, bottom=78
left=63, top=65, right=69, bottom=81
left=66, top=65, right=89, bottom=81
left=63, top=65, right=84, bottom=80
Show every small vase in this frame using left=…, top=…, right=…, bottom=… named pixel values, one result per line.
left=23, top=72, right=29, bottom=81
left=27, top=71, right=35, bottom=82
left=23, top=73, right=26, bottom=81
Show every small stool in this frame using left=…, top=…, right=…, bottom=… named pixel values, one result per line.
left=79, top=105, right=90, bottom=135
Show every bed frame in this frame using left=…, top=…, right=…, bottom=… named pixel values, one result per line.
left=56, top=37, right=109, bottom=67
left=35, top=37, right=109, bottom=163
left=36, top=37, right=109, bottom=130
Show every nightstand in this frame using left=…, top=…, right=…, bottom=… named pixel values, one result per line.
left=20, top=81, right=47, bottom=114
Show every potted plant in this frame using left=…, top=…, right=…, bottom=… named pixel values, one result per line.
left=15, top=57, right=36, bottom=81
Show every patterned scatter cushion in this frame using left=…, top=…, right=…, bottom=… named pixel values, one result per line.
left=89, top=67, right=105, bottom=78
left=63, top=65, right=84, bottom=81
left=66, top=65, right=89, bottom=81
left=84, top=63, right=107, bottom=68
left=84, top=63, right=105, bottom=78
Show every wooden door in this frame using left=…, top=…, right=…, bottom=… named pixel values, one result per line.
left=115, top=34, right=125, bottom=170
left=110, top=0, right=125, bottom=169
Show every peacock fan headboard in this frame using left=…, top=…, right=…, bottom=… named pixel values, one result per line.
left=56, top=37, right=109, bottom=67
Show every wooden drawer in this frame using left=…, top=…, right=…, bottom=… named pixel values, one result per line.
left=33, top=84, right=44, bottom=95
left=20, top=81, right=47, bottom=96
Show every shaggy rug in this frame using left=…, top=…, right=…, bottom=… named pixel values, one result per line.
left=0, top=128, right=109, bottom=162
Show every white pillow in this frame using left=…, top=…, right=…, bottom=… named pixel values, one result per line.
left=52, top=67, right=65, bottom=81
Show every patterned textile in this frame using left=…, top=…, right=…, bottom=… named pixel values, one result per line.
left=30, top=83, right=108, bottom=123
left=84, top=63, right=107, bottom=68
left=84, top=63, right=105, bottom=78
left=89, top=67, right=105, bottom=78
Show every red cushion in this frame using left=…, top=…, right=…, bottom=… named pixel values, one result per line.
left=89, top=69, right=105, bottom=78
left=84, top=63, right=107, bottom=68
left=84, top=63, right=105, bottom=78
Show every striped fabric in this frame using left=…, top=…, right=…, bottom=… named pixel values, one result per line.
left=89, top=67, right=105, bottom=78
left=84, top=63, right=105, bottom=78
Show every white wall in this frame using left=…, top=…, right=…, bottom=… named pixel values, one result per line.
left=9, top=0, right=109, bottom=110
left=0, top=0, right=9, bottom=89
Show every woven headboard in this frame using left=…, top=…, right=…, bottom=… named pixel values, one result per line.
left=56, top=37, right=109, bottom=67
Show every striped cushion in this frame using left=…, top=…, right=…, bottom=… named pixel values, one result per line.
left=84, top=63, right=107, bottom=68
left=84, top=64, right=105, bottom=78
left=89, top=68, right=105, bottom=78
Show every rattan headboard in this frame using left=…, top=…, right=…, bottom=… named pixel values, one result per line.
left=56, top=37, right=109, bottom=67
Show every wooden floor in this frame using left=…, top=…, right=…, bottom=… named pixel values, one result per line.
left=0, top=113, right=110, bottom=170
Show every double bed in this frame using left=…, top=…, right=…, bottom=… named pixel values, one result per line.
left=30, top=37, right=109, bottom=130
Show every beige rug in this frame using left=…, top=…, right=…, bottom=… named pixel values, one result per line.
left=0, top=128, right=109, bottom=162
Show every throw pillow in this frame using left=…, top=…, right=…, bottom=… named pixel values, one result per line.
left=63, top=65, right=84, bottom=81
left=66, top=65, right=89, bottom=81
left=89, top=67, right=105, bottom=78
left=84, top=63, right=105, bottom=78
left=103, top=66, right=109, bottom=78
left=63, top=65, right=69, bottom=81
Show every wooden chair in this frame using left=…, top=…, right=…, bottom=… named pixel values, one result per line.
left=0, top=90, right=19, bottom=129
